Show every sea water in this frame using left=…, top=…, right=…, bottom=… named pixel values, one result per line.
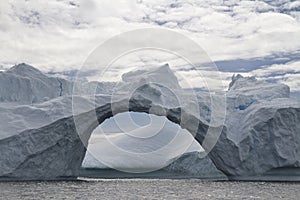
left=0, top=179, right=299, bottom=200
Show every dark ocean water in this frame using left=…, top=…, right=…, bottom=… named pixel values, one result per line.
left=0, top=169, right=300, bottom=199
left=0, top=179, right=299, bottom=200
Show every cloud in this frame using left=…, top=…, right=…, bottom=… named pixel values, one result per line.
left=0, top=0, right=299, bottom=92
left=249, top=60, right=300, bottom=92
left=0, top=0, right=146, bottom=72
left=214, top=51, right=300, bottom=72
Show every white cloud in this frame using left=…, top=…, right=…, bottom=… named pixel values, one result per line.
left=250, top=60, right=300, bottom=92
left=0, top=0, right=299, bottom=92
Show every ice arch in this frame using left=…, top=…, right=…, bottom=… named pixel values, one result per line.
left=0, top=95, right=229, bottom=180
left=1, top=94, right=299, bottom=181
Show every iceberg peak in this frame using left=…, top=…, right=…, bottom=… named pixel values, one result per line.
left=8, top=63, right=46, bottom=79
left=228, top=74, right=257, bottom=90
left=121, top=63, right=181, bottom=90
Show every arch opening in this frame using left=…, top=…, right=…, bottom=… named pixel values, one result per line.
left=81, top=112, right=204, bottom=173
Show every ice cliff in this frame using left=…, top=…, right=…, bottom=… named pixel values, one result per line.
left=0, top=63, right=299, bottom=180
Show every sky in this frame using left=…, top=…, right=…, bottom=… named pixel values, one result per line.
left=0, top=0, right=300, bottom=93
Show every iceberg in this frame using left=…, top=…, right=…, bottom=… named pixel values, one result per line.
left=0, top=63, right=299, bottom=180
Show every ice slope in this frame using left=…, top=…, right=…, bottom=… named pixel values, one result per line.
left=164, top=151, right=227, bottom=178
